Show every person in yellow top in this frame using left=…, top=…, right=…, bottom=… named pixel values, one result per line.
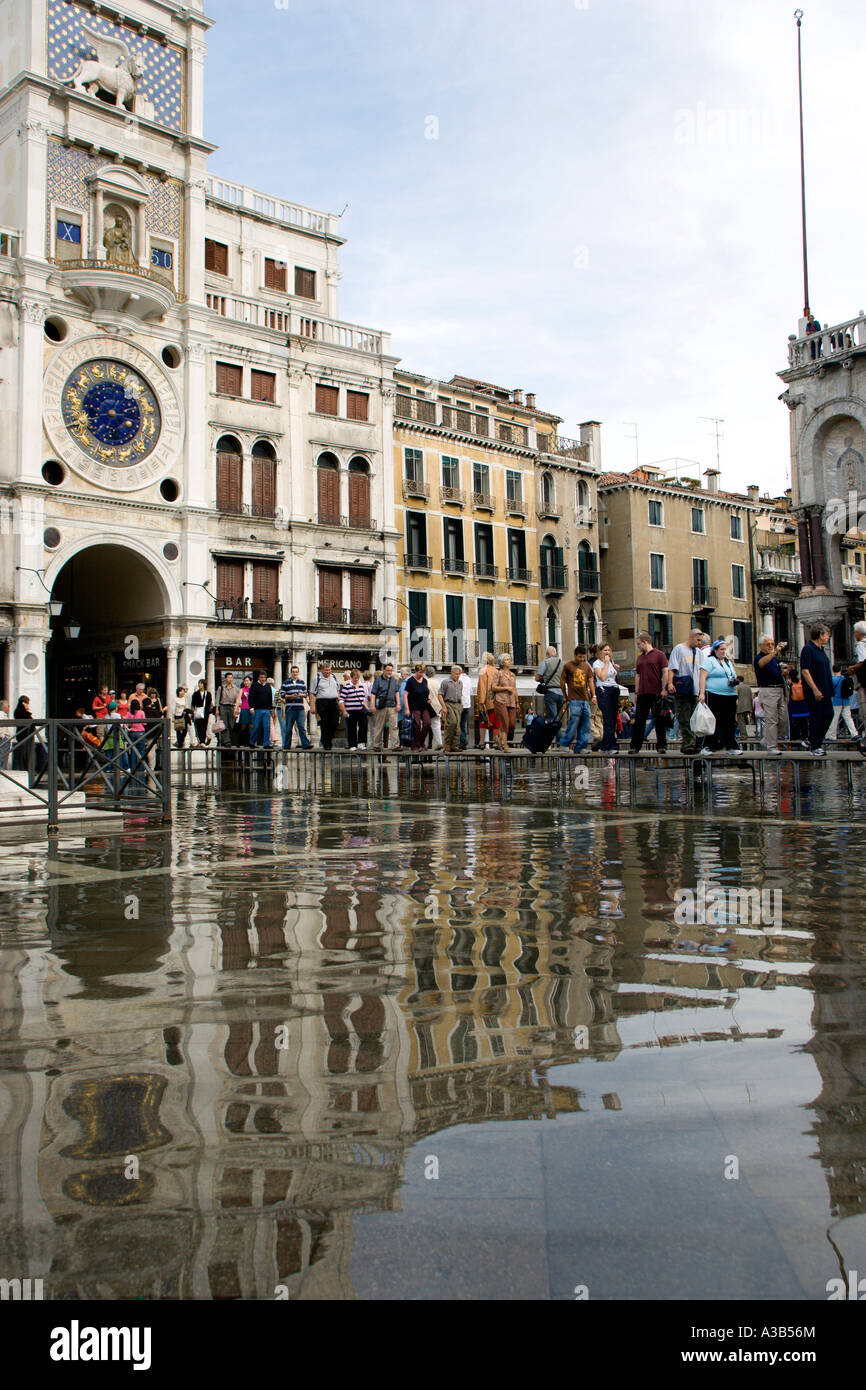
left=490, top=654, right=518, bottom=750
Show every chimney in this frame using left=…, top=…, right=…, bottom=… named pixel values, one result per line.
left=579, top=421, right=602, bottom=470
left=526, top=392, right=536, bottom=410
left=746, top=484, right=759, bottom=503
left=704, top=468, right=720, bottom=494
left=512, top=388, right=524, bottom=405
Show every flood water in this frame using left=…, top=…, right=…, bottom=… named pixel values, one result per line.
left=1, top=763, right=865, bottom=1300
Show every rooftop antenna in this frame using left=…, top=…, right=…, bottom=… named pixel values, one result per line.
left=623, top=421, right=639, bottom=468
left=794, top=10, right=811, bottom=318
left=700, top=416, right=725, bottom=471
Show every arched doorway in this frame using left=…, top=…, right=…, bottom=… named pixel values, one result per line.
left=46, top=543, right=172, bottom=715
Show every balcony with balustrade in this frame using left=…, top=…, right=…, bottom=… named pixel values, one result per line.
left=786, top=313, right=866, bottom=370
left=753, top=551, right=801, bottom=586
left=442, top=557, right=468, bottom=576
left=402, top=476, right=429, bottom=501
left=576, top=568, right=601, bottom=597
left=842, top=564, right=866, bottom=591
left=506, top=566, right=532, bottom=585
left=495, top=641, right=539, bottom=668
left=205, top=287, right=388, bottom=354
left=439, top=486, right=465, bottom=507
left=403, top=552, right=433, bottom=572
left=692, top=585, right=719, bottom=611
left=473, top=562, right=499, bottom=581
left=317, top=607, right=379, bottom=627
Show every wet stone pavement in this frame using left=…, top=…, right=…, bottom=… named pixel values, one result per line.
left=0, top=766, right=865, bottom=1300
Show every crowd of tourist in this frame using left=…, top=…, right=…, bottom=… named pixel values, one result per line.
left=2, top=620, right=864, bottom=770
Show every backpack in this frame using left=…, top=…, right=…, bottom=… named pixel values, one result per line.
left=840, top=674, right=854, bottom=699
left=791, top=680, right=804, bottom=702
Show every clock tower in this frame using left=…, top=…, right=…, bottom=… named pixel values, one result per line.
left=0, top=0, right=397, bottom=716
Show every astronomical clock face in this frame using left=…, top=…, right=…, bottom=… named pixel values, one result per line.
left=44, top=337, right=184, bottom=492
left=61, top=360, right=161, bottom=466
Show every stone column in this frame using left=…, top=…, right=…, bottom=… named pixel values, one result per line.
left=273, top=654, right=283, bottom=688
left=206, top=647, right=216, bottom=694
left=165, top=646, right=178, bottom=706
left=758, top=598, right=776, bottom=640
left=796, top=516, right=813, bottom=587
left=809, top=508, right=828, bottom=588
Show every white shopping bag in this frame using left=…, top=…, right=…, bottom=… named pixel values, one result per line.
left=690, top=701, right=716, bottom=736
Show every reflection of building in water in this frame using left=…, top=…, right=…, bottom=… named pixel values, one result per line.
left=806, top=930, right=866, bottom=1219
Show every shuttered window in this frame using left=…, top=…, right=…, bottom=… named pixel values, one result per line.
left=252, top=453, right=277, bottom=517
left=205, top=239, right=229, bottom=275
left=250, top=370, right=276, bottom=403
left=349, top=569, right=373, bottom=622
left=216, top=362, right=243, bottom=396
left=318, top=567, right=342, bottom=619
left=216, top=445, right=243, bottom=512
left=348, top=469, right=370, bottom=528
left=216, top=559, right=244, bottom=605
left=264, top=258, right=287, bottom=291
left=295, top=267, right=316, bottom=299
left=317, top=459, right=340, bottom=524
left=315, top=383, right=339, bottom=415
left=252, top=562, right=279, bottom=617
left=346, top=390, right=369, bottom=421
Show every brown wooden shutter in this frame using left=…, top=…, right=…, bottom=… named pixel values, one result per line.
left=349, top=570, right=373, bottom=621
left=295, top=267, right=316, bottom=299
left=205, top=239, right=228, bottom=275
left=348, top=470, right=370, bottom=527
left=264, top=258, right=287, bottom=291
left=346, top=391, right=369, bottom=421
left=216, top=450, right=243, bottom=511
left=251, top=370, right=275, bottom=403
left=216, top=362, right=242, bottom=395
left=252, top=455, right=276, bottom=517
left=317, top=464, right=340, bottom=524
left=217, top=559, right=244, bottom=604
left=318, top=568, right=342, bottom=620
left=315, top=384, right=339, bottom=415
left=252, top=562, right=278, bottom=615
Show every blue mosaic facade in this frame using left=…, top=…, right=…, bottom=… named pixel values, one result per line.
left=46, top=138, right=184, bottom=279
left=47, top=0, right=185, bottom=131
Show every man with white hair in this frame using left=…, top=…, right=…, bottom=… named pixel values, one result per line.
left=848, top=620, right=866, bottom=732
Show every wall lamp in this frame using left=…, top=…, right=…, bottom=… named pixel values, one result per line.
left=16, top=566, right=63, bottom=617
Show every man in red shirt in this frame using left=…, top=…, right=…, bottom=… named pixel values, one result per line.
left=629, top=631, right=668, bottom=754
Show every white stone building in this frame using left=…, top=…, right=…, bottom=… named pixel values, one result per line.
left=0, top=0, right=398, bottom=715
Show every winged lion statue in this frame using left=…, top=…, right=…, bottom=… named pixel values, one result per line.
left=68, top=24, right=145, bottom=109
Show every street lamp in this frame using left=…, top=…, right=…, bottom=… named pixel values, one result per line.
left=184, top=578, right=233, bottom=620
left=16, top=566, right=63, bottom=617
left=63, top=621, right=81, bottom=640
left=216, top=601, right=234, bottom=622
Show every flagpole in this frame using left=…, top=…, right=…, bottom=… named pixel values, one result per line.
left=795, top=9, right=811, bottom=319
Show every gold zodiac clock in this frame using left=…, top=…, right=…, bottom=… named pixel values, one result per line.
left=43, top=337, right=184, bottom=491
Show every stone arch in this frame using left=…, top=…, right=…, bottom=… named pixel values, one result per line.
left=43, top=534, right=179, bottom=613
left=798, top=396, right=866, bottom=507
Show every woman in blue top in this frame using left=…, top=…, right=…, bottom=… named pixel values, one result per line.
left=829, top=664, right=859, bottom=741
left=697, top=638, right=741, bottom=754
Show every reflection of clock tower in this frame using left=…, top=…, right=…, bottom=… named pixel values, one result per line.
left=1, top=1, right=397, bottom=713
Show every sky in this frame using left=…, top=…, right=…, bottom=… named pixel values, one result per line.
left=202, top=0, right=866, bottom=496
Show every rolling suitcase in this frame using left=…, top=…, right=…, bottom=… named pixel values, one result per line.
left=522, top=715, right=561, bottom=755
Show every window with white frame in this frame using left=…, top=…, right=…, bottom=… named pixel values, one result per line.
left=691, top=506, right=705, bottom=534
left=648, top=498, right=664, bottom=526
left=730, top=513, right=743, bottom=541
left=650, top=552, right=666, bottom=590
left=732, top=563, right=746, bottom=599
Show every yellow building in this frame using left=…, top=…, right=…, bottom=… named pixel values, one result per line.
left=393, top=372, right=554, bottom=670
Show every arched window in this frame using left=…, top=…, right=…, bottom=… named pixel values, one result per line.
left=540, top=471, right=555, bottom=513
left=251, top=440, right=276, bottom=518
left=576, top=479, right=590, bottom=521
left=546, top=605, right=558, bottom=648
left=216, top=435, right=242, bottom=513
left=348, top=456, right=371, bottom=529
left=317, top=451, right=340, bottom=525
left=541, top=533, right=564, bottom=590
left=577, top=608, right=587, bottom=648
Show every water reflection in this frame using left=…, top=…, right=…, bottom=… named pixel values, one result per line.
left=0, top=783, right=863, bottom=1299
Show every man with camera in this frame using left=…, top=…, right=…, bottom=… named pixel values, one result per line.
left=754, top=634, right=791, bottom=754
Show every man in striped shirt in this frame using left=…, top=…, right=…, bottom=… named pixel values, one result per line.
left=339, top=668, right=369, bottom=748
left=279, top=666, right=312, bottom=749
